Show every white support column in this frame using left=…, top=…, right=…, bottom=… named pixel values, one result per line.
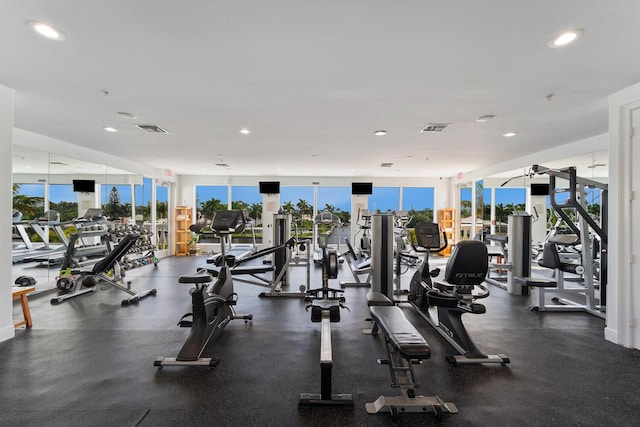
left=262, top=193, right=280, bottom=248
left=1, top=85, right=15, bottom=342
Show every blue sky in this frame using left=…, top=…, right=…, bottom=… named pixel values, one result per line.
left=18, top=182, right=557, bottom=211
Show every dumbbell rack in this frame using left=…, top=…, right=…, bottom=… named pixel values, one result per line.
left=107, top=224, right=159, bottom=271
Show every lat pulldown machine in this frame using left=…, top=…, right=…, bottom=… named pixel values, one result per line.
left=515, top=165, right=607, bottom=318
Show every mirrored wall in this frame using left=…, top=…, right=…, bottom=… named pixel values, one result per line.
left=11, top=146, right=161, bottom=287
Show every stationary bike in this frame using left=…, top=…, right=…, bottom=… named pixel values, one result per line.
left=408, top=223, right=509, bottom=365
left=155, top=210, right=253, bottom=368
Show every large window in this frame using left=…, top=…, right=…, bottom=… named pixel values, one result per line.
left=402, top=187, right=434, bottom=225
left=13, top=183, right=45, bottom=220
left=134, top=177, right=153, bottom=223
left=231, top=186, right=261, bottom=220
left=281, top=186, right=314, bottom=238
left=195, top=185, right=228, bottom=223
left=231, top=185, right=262, bottom=243
left=317, top=186, right=351, bottom=224
left=156, top=183, right=169, bottom=249
left=369, top=187, right=399, bottom=214
left=459, top=187, right=472, bottom=240
left=101, top=184, right=132, bottom=221
left=50, top=184, right=76, bottom=221
left=494, top=187, right=526, bottom=234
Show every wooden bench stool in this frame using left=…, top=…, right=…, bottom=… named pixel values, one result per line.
left=12, top=286, right=36, bottom=328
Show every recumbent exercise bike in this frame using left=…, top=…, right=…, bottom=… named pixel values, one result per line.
left=409, top=223, right=509, bottom=365
left=155, top=210, right=253, bottom=368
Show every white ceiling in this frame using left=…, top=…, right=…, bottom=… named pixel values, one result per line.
left=2, top=1, right=636, bottom=179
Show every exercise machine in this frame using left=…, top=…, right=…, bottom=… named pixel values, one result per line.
left=370, top=213, right=417, bottom=301
left=200, top=213, right=311, bottom=298
left=12, top=210, right=67, bottom=263
left=515, top=165, right=607, bottom=319
left=339, top=238, right=371, bottom=288
left=313, top=211, right=343, bottom=265
left=353, top=208, right=372, bottom=258
left=365, top=292, right=458, bottom=420
left=484, top=212, right=532, bottom=295
left=155, top=209, right=253, bottom=368
left=394, top=210, right=420, bottom=267
left=206, top=210, right=258, bottom=266
left=408, top=223, right=509, bottom=364
left=299, top=235, right=352, bottom=407
left=51, top=233, right=157, bottom=306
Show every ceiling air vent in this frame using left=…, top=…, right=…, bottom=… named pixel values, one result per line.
left=420, top=123, right=451, bottom=133
left=135, top=124, right=169, bottom=133
left=380, top=163, right=394, bottom=168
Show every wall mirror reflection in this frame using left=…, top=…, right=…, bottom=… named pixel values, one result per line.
left=11, top=145, right=154, bottom=292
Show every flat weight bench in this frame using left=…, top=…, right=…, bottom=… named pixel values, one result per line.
left=366, top=303, right=458, bottom=420
left=12, top=286, right=36, bottom=328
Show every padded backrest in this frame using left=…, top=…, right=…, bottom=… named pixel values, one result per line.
left=444, top=240, right=488, bottom=285
left=344, top=238, right=358, bottom=260
left=92, top=234, right=139, bottom=273
left=538, top=243, right=561, bottom=269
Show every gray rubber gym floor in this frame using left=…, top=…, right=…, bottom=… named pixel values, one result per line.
left=4, top=255, right=640, bottom=427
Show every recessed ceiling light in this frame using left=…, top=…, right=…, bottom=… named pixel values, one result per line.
left=103, top=126, right=118, bottom=133
left=548, top=29, right=583, bottom=48
left=374, top=130, right=387, bottom=136
left=239, top=128, right=251, bottom=135
left=503, top=132, right=518, bottom=137
left=116, top=112, right=137, bottom=119
left=476, top=115, right=496, bottom=123
left=27, top=20, right=65, bottom=41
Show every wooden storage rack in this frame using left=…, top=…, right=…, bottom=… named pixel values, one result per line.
left=174, top=206, right=193, bottom=256
left=439, top=208, right=456, bottom=256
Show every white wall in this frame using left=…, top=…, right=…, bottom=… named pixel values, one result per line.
left=606, top=81, right=640, bottom=349
left=1, top=86, right=15, bottom=343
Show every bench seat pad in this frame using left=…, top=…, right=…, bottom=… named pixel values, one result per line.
left=370, top=306, right=430, bottom=360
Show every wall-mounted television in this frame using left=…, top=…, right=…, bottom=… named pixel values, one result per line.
left=259, top=181, right=280, bottom=194
left=72, top=179, right=95, bottom=193
left=352, top=182, right=373, bottom=195
left=531, top=183, right=550, bottom=196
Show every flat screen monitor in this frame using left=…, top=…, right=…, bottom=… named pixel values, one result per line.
left=352, top=182, right=373, bottom=195
left=259, top=181, right=280, bottom=194
left=72, top=179, right=95, bottom=193
left=531, top=183, right=550, bottom=196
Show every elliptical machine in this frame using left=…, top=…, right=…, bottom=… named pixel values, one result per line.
left=409, top=223, right=509, bottom=365
left=155, top=210, right=253, bottom=368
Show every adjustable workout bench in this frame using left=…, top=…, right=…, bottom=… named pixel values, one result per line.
left=51, top=233, right=157, bottom=306
left=365, top=292, right=457, bottom=420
